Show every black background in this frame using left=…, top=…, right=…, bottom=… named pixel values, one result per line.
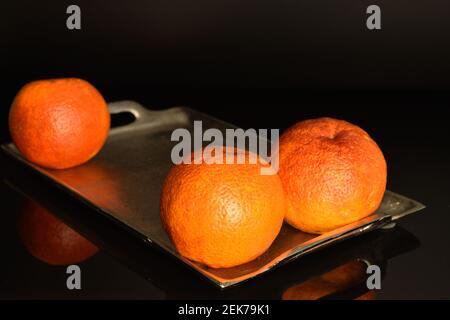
left=1, top=1, right=450, bottom=299
left=2, top=1, right=449, bottom=143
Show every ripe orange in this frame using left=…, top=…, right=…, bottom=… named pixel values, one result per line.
left=17, top=200, right=98, bottom=265
left=160, top=148, right=285, bottom=268
left=9, top=78, right=110, bottom=169
left=279, top=117, right=387, bottom=234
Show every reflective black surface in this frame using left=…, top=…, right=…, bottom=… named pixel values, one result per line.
left=0, top=135, right=448, bottom=299
left=2, top=0, right=450, bottom=301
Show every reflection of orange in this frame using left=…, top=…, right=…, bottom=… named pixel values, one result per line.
left=51, top=162, right=130, bottom=218
left=356, top=291, right=377, bottom=300
left=17, top=200, right=98, bottom=265
left=279, top=118, right=387, bottom=234
left=160, top=148, right=285, bottom=269
left=9, top=78, right=110, bottom=169
left=282, top=260, right=374, bottom=300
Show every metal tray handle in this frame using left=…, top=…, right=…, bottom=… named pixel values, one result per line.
left=108, top=100, right=190, bottom=134
left=108, top=100, right=153, bottom=121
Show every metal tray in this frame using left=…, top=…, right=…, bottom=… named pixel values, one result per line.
left=1, top=100, right=426, bottom=288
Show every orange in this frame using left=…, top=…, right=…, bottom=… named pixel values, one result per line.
left=9, top=78, right=110, bottom=169
left=17, top=200, right=98, bottom=265
left=279, top=117, right=387, bottom=234
left=160, top=148, right=285, bottom=268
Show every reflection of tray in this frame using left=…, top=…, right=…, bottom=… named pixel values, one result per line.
left=1, top=100, right=426, bottom=288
